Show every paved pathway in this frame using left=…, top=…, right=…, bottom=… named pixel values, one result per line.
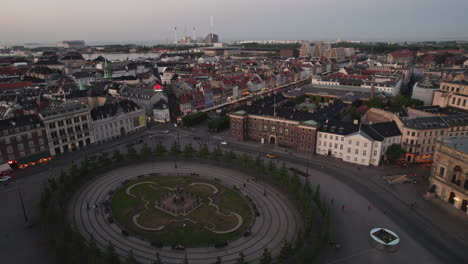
left=68, top=162, right=302, bottom=264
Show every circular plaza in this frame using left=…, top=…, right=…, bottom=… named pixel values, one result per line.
left=68, top=162, right=302, bottom=264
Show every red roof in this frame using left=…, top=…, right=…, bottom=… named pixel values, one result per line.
left=0, top=67, right=26, bottom=76
left=0, top=81, right=35, bottom=90
left=390, top=49, right=415, bottom=58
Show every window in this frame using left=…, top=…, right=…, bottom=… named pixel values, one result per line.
left=364, top=143, right=367, bottom=148
left=347, top=148, right=351, bottom=153
left=348, top=140, right=352, bottom=144
left=411, top=132, right=415, bottom=136
left=356, top=141, right=360, bottom=146
left=439, top=167, right=445, bottom=178
left=363, top=150, right=366, bottom=156
left=285, top=129, right=289, bottom=135
left=335, top=143, right=338, bottom=149
left=318, top=141, right=321, bottom=146
left=324, top=134, right=327, bottom=139
left=271, top=126, right=275, bottom=133
left=374, top=150, right=377, bottom=156
left=355, top=149, right=359, bottom=155
left=340, top=144, right=343, bottom=150
left=7, top=145, right=13, bottom=154
left=58, top=121, right=64, bottom=127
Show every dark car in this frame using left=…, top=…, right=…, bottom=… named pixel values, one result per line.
left=135, top=139, right=144, bottom=144
left=172, top=244, right=185, bottom=250
left=121, top=229, right=129, bottom=236
left=214, top=241, right=228, bottom=248
left=193, top=136, right=201, bottom=140
left=243, top=230, right=251, bottom=236
left=107, top=216, right=114, bottom=224
left=255, top=210, right=260, bottom=217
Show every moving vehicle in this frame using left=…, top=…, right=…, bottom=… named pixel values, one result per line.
left=172, top=244, right=185, bottom=250
left=0, top=176, right=12, bottom=185
left=135, top=139, right=144, bottom=144
left=265, top=154, right=276, bottom=158
left=220, top=141, right=228, bottom=145
left=233, top=185, right=241, bottom=190
left=161, top=130, right=170, bottom=134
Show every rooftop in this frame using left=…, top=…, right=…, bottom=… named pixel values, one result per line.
left=439, top=136, right=468, bottom=154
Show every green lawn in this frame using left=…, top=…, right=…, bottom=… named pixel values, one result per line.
left=110, top=176, right=253, bottom=246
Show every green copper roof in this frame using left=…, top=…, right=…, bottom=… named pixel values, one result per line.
left=303, top=120, right=318, bottom=125
left=79, top=80, right=87, bottom=91
left=234, top=110, right=247, bottom=115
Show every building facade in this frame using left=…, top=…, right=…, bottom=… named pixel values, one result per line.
left=429, top=137, right=468, bottom=214
left=91, top=100, right=146, bottom=143
left=316, top=121, right=401, bottom=166
left=432, top=81, right=468, bottom=111
left=0, top=115, right=49, bottom=164
left=229, top=110, right=318, bottom=153
left=39, top=101, right=95, bottom=156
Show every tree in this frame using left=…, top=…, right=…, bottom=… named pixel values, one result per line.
left=240, top=153, right=253, bottom=168
left=278, top=240, right=293, bottom=262
left=314, top=184, right=321, bottom=203
left=154, top=142, right=167, bottom=156
left=140, top=143, right=152, bottom=158
left=105, top=241, right=120, bottom=264
left=213, top=256, right=222, bottom=264
left=294, top=231, right=304, bottom=250
left=112, top=149, right=124, bottom=163
left=154, top=252, right=162, bottom=264
left=223, top=149, right=237, bottom=163
left=408, top=98, right=424, bottom=107
left=235, top=251, right=248, bottom=264
left=391, top=93, right=409, bottom=107
left=197, top=144, right=210, bottom=158
left=208, top=116, right=230, bottom=132
left=88, top=236, right=102, bottom=264
left=183, top=144, right=196, bottom=159
left=366, top=97, right=385, bottom=108
left=385, top=144, right=405, bottom=163
left=259, top=248, right=272, bottom=264
left=279, top=162, right=290, bottom=186
left=170, top=141, right=181, bottom=155
left=211, top=145, right=223, bottom=161
left=127, top=145, right=139, bottom=160
left=182, top=112, right=208, bottom=126
left=125, top=250, right=137, bottom=264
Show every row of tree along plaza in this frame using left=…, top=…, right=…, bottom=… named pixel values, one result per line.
left=38, top=141, right=330, bottom=264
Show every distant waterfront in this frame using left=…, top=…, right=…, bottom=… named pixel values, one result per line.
left=82, top=53, right=160, bottom=61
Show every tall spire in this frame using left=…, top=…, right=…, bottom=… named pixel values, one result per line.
left=104, top=59, right=111, bottom=79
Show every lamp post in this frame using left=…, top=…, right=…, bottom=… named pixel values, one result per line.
left=18, top=186, right=29, bottom=224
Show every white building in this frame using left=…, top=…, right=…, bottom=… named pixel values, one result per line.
left=316, top=121, right=401, bottom=166
left=39, top=101, right=95, bottom=156
left=91, top=100, right=146, bottom=143
left=152, top=99, right=170, bottom=123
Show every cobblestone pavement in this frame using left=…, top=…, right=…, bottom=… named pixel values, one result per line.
left=68, top=162, right=302, bottom=264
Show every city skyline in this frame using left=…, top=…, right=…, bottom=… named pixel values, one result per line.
left=1, top=0, right=468, bottom=44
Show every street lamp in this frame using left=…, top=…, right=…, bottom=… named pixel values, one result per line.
left=17, top=185, right=29, bottom=225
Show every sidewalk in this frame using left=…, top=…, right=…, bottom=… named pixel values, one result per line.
left=224, top=138, right=468, bottom=263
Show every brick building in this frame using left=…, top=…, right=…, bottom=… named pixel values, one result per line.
left=0, top=114, right=49, bottom=164
left=230, top=109, right=318, bottom=153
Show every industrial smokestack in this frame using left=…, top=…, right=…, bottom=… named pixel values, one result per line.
left=210, top=16, right=214, bottom=37
left=193, top=27, right=196, bottom=43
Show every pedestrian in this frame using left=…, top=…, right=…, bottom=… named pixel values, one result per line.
left=342, top=205, right=345, bottom=211
left=331, top=198, right=334, bottom=204
left=368, top=204, right=372, bottom=211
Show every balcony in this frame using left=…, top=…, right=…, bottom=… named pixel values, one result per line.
left=403, top=142, right=421, bottom=147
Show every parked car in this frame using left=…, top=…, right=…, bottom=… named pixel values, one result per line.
left=243, top=230, right=251, bottom=236
left=233, top=185, right=241, bottom=190
left=220, top=141, right=228, bottom=145
left=193, top=136, right=201, bottom=140
left=121, top=229, right=129, bottom=236
left=135, top=139, right=144, bottom=144
left=0, top=176, right=11, bottom=185
left=172, top=244, right=185, bottom=250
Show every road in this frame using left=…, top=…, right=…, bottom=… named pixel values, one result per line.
left=1, top=123, right=467, bottom=264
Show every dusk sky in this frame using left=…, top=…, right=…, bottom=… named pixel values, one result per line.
left=1, top=0, right=467, bottom=44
